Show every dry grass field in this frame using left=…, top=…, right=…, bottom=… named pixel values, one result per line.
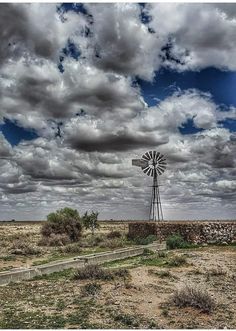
left=0, top=222, right=235, bottom=329
left=0, top=221, right=128, bottom=272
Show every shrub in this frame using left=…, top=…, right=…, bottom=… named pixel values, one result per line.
left=99, top=237, right=125, bottom=249
left=81, top=211, right=99, bottom=235
left=171, top=284, right=215, bottom=313
left=206, top=267, right=227, bottom=277
left=157, top=250, right=167, bottom=258
left=167, top=255, right=187, bottom=267
left=113, top=268, right=130, bottom=279
left=143, top=248, right=154, bottom=256
left=73, top=264, right=113, bottom=281
left=73, top=264, right=129, bottom=281
left=114, top=313, right=139, bottom=327
left=10, top=240, right=41, bottom=256
left=133, top=234, right=157, bottom=245
left=41, top=208, right=82, bottom=244
left=38, top=233, right=70, bottom=247
left=58, top=243, right=82, bottom=254
left=106, top=231, right=122, bottom=239
left=80, top=282, right=101, bottom=297
left=166, top=234, right=190, bottom=249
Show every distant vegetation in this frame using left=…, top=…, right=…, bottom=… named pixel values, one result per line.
left=40, top=208, right=100, bottom=245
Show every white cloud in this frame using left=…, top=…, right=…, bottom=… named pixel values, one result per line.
left=148, top=3, right=236, bottom=71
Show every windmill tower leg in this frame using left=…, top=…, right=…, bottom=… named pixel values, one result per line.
left=157, top=177, right=164, bottom=221
left=149, top=173, right=164, bottom=221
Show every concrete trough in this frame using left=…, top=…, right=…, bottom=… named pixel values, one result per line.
left=0, top=241, right=166, bottom=286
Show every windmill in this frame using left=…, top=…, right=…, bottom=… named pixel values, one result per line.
left=132, top=151, right=167, bottom=221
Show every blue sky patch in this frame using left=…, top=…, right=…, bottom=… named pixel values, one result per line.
left=139, top=67, right=236, bottom=108
left=0, top=119, right=39, bottom=146
left=178, top=118, right=204, bottom=135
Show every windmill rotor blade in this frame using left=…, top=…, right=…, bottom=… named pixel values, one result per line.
left=147, top=167, right=152, bottom=176
left=153, top=151, right=157, bottom=160
left=157, top=166, right=166, bottom=171
left=142, top=166, right=149, bottom=172
left=157, top=167, right=165, bottom=174
left=158, top=161, right=166, bottom=167
left=158, top=162, right=166, bottom=168
left=150, top=169, right=154, bottom=177
left=157, top=166, right=166, bottom=172
left=157, top=168, right=163, bottom=175
left=159, top=160, right=167, bottom=166
left=156, top=153, right=163, bottom=162
left=145, top=152, right=151, bottom=160
left=155, top=152, right=160, bottom=161
left=143, top=167, right=149, bottom=175
left=142, top=153, right=149, bottom=161
left=158, top=164, right=166, bottom=169
left=157, top=155, right=165, bottom=162
left=147, top=151, right=152, bottom=160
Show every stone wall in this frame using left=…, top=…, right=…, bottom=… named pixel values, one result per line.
left=128, top=221, right=236, bottom=244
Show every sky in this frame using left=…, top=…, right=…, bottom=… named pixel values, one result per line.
left=0, top=3, right=236, bottom=221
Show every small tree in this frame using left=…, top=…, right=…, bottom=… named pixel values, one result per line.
left=82, top=211, right=99, bottom=236
left=41, top=207, right=82, bottom=244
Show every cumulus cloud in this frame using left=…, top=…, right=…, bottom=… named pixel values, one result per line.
left=0, top=3, right=87, bottom=65
left=148, top=3, right=236, bottom=71
left=84, top=3, right=161, bottom=80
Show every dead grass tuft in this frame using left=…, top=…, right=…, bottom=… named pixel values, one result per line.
left=171, top=284, right=216, bottom=313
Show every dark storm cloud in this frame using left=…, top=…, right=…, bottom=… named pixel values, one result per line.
left=3, top=183, right=37, bottom=194
left=0, top=4, right=56, bottom=65
left=66, top=131, right=168, bottom=152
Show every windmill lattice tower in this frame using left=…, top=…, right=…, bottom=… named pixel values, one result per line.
left=132, top=151, right=167, bottom=221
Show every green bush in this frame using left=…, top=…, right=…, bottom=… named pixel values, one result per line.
left=166, top=234, right=190, bottom=249
left=133, top=234, right=157, bottom=245
left=81, top=211, right=99, bottom=235
left=41, top=207, right=82, bottom=244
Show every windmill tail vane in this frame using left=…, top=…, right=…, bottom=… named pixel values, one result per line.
left=132, top=151, right=167, bottom=221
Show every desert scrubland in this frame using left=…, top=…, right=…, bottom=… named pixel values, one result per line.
left=0, top=221, right=235, bottom=329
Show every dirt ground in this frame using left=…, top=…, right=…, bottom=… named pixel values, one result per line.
left=0, top=226, right=235, bottom=329
left=100, top=246, right=236, bottom=329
